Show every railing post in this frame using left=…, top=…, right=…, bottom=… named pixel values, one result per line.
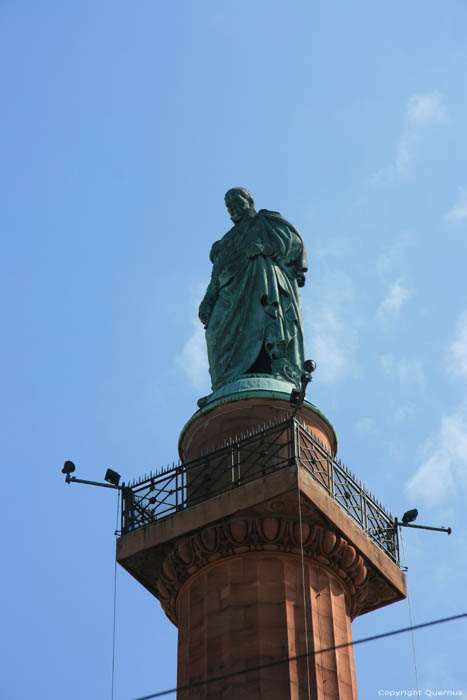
left=329, top=456, right=334, bottom=498
left=121, top=485, right=126, bottom=534
left=292, top=417, right=299, bottom=465
left=394, top=520, right=400, bottom=563
left=361, top=492, right=367, bottom=533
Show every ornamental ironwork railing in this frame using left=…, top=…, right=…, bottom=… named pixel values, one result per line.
left=121, top=417, right=399, bottom=564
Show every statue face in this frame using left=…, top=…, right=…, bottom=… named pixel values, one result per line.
left=225, top=192, right=253, bottom=223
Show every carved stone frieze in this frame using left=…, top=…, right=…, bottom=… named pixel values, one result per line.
left=149, top=515, right=368, bottom=624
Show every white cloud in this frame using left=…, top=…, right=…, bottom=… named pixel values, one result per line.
left=445, top=189, right=467, bottom=222
left=406, top=413, right=467, bottom=507
left=380, top=352, right=395, bottom=376
left=304, top=266, right=359, bottom=385
left=376, top=232, right=415, bottom=282
left=380, top=353, right=425, bottom=389
left=175, top=283, right=210, bottom=392
left=376, top=279, right=414, bottom=327
left=308, top=310, right=348, bottom=384
left=372, top=90, right=447, bottom=182
left=406, top=90, right=447, bottom=125
left=176, top=319, right=209, bottom=391
left=355, top=417, right=376, bottom=434
left=394, top=137, right=413, bottom=177
left=447, top=311, right=467, bottom=377
left=397, top=356, right=425, bottom=388
left=406, top=450, right=454, bottom=507
left=394, top=402, right=416, bottom=422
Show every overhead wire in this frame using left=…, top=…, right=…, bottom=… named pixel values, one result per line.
left=129, top=611, right=467, bottom=700
left=400, top=529, right=420, bottom=693
left=296, top=464, right=312, bottom=700
left=111, top=489, right=121, bottom=700
left=316, top=566, right=327, bottom=700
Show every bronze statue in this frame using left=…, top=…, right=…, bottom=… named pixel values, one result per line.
left=199, top=188, right=308, bottom=395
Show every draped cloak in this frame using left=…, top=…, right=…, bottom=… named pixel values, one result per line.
left=199, top=209, right=308, bottom=391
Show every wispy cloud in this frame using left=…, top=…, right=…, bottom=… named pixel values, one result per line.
left=380, top=352, right=425, bottom=389
left=304, top=260, right=359, bottom=385
left=176, top=319, right=209, bottom=391
left=406, top=412, right=467, bottom=507
left=355, top=417, right=376, bottom=434
left=394, top=402, right=416, bottom=423
left=376, top=279, right=414, bottom=327
left=376, top=232, right=415, bottom=282
left=447, top=311, right=467, bottom=377
left=406, top=90, right=447, bottom=125
left=308, top=309, right=355, bottom=384
left=445, top=189, right=467, bottom=222
left=372, top=90, right=447, bottom=182
left=175, top=283, right=210, bottom=392
left=380, top=352, right=395, bottom=376
left=394, top=138, right=413, bottom=177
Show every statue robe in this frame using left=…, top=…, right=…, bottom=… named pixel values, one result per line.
left=200, top=209, right=308, bottom=391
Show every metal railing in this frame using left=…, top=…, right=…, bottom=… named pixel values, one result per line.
left=121, top=417, right=399, bottom=564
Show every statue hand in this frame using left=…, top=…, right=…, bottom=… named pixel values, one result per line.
left=296, top=273, right=306, bottom=288
left=199, top=300, right=212, bottom=327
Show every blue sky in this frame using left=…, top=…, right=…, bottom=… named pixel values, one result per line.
left=2, top=1, right=467, bottom=698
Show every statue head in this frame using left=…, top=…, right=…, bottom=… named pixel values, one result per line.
left=224, top=187, right=256, bottom=223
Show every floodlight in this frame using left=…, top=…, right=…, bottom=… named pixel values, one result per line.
left=104, top=468, right=121, bottom=486
left=62, top=460, right=76, bottom=476
left=290, top=388, right=300, bottom=406
left=402, top=508, right=418, bottom=525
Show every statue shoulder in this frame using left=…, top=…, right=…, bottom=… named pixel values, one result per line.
left=258, top=209, right=308, bottom=272
left=258, top=209, right=303, bottom=236
left=258, top=208, right=282, bottom=219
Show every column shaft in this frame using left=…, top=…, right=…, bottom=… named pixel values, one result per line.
left=176, top=552, right=357, bottom=700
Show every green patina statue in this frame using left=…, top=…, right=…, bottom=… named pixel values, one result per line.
left=198, top=188, right=308, bottom=397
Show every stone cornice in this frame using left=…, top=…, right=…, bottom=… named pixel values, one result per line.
left=146, top=515, right=368, bottom=624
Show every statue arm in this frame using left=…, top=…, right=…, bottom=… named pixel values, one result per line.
left=256, top=210, right=308, bottom=286
left=293, top=242, right=308, bottom=287
left=199, top=278, right=218, bottom=327
left=199, top=241, right=221, bottom=327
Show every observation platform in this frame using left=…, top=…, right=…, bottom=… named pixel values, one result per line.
left=117, top=399, right=405, bottom=621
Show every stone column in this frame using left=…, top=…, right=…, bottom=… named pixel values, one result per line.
left=157, top=515, right=367, bottom=700
left=117, top=396, right=406, bottom=699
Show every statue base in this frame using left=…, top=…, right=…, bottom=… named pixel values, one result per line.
left=180, top=379, right=338, bottom=462
left=197, top=373, right=303, bottom=409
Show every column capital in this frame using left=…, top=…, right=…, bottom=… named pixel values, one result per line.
left=152, top=514, right=368, bottom=625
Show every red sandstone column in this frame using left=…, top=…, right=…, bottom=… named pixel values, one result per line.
left=176, top=552, right=358, bottom=700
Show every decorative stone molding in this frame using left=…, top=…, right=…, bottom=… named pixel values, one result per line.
left=152, top=515, right=368, bottom=624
